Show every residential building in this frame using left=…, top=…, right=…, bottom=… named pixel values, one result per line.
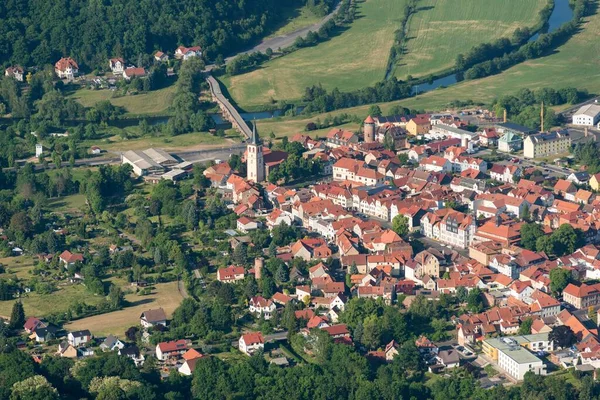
left=237, top=216, right=259, bottom=233
left=109, top=58, right=125, bottom=74
left=55, top=57, right=79, bottom=79
left=175, top=46, right=202, bottom=60
left=406, top=117, right=431, bottom=136
left=562, top=282, right=600, bottom=309
left=59, top=250, right=83, bottom=267
left=239, top=332, right=264, bottom=355
left=68, top=330, right=92, bottom=347
left=154, top=51, right=169, bottom=62
left=4, top=66, right=24, bottom=82
left=140, top=308, right=167, bottom=328
left=156, top=339, right=188, bottom=360
left=498, top=131, right=523, bottom=153
left=100, top=335, right=125, bottom=351
left=178, top=349, right=203, bottom=376
left=591, top=173, right=600, bottom=191
left=123, top=67, right=146, bottom=80
left=326, top=128, right=359, bottom=148
left=217, top=266, right=245, bottom=283
left=420, top=209, right=475, bottom=249
left=523, top=131, right=571, bottom=159
left=249, top=296, right=276, bottom=319
left=572, top=104, right=600, bottom=126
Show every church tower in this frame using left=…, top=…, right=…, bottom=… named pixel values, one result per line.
left=246, top=122, right=264, bottom=183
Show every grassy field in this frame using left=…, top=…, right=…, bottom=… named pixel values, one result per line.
left=222, top=0, right=409, bottom=108
left=47, top=194, right=88, bottom=214
left=266, top=5, right=323, bottom=38
left=0, top=256, right=35, bottom=280
left=0, top=284, right=107, bottom=319
left=394, top=0, right=547, bottom=79
left=65, top=281, right=183, bottom=337
left=87, top=130, right=236, bottom=152
left=68, top=85, right=176, bottom=115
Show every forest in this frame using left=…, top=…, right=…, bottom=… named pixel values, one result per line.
left=0, top=0, right=334, bottom=70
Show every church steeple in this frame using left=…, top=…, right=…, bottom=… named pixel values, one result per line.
left=250, top=120, right=259, bottom=145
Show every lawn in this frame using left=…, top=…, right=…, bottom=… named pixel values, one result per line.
left=394, top=0, right=548, bottom=80
left=266, top=5, right=323, bottom=38
left=0, top=284, right=107, bottom=320
left=47, top=194, right=88, bottom=214
left=222, top=0, right=409, bottom=108
left=0, top=256, right=35, bottom=280
left=258, top=119, right=359, bottom=140
left=87, top=131, right=236, bottom=152
left=68, top=85, right=177, bottom=115
left=65, top=281, right=183, bottom=337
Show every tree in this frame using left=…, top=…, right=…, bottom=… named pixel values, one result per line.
left=108, top=284, right=124, bottom=310
left=431, top=318, right=449, bottom=341
left=549, top=268, right=571, bottom=295
left=391, top=215, right=409, bottom=238
left=10, top=375, right=59, bottom=400
left=456, top=286, right=468, bottom=303
left=520, top=223, right=544, bottom=250
left=361, top=314, right=382, bottom=349
left=466, top=287, right=484, bottom=312
left=9, top=301, right=25, bottom=329
left=549, top=325, right=577, bottom=349
left=519, top=317, right=533, bottom=335
left=367, top=105, right=382, bottom=117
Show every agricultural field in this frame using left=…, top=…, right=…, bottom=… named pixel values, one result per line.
left=68, top=85, right=177, bottom=115
left=259, top=8, right=600, bottom=136
left=222, top=0, right=409, bottom=108
left=65, top=281, right=183, bottom=337
left=394, top=0, right=548, bottom=80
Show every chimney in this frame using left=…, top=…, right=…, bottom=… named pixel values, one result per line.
left=503, top=109, right=507, bottom=123
left=496, top=214, right=501, bottom=227
left=254, top=257, right=264, bottom=280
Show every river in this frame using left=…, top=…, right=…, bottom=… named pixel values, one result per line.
left=410, top=0, right=574, bottom=95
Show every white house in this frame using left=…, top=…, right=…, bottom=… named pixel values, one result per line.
left=239, top=332, right=264, bottom=356
left=155, top=340, right=187, bottom=361
left=35, top=144, right=44, bottom=158
left=109, top=58, right=125, bottom=74
left=140, top=308, right=167, bottom=328
left=5, top=66, right=24, bottom=82
left=68, top=330, right=92, bottom=347
left=248, top=296, right=276, bottom=319
left=54, top=57, right=79, bottom=80
left=100, top=335, right=125, bottom=351
left=237, top=216, right=260, bottom=233
left=572, top=104, right=600, bottom=126
left=175, top=46, right=202, bottom=60
left=154, top=51, right=169, bottom=62
left=123, top=67, right=146, bottom=80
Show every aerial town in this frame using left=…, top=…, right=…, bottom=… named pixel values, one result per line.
left=2, top=0, right=600, bottom=398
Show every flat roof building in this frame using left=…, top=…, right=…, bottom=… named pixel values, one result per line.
left=483, top=334, right=552, bottom=381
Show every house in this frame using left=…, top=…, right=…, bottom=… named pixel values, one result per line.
left=24, top=317, right=48, bottom=334
left=590, top=173, right=600, bottom=191
left=482, top=335, right=549, bottom=381
left=436, top=349, right=460, bottom=369
left=523, top=131, right=571, bottom=159
left=239, top=332, right=265, bottom=355
left=154, top=51, right=169, bottom=62
left=175, top=46, right=202, bottom=60
left=57, top=342, right=79, bottom=358
left=178, top=349, right=203, bottom=376
left=119, top=344, right=145, bottom=367
left=123, top=67, right=146, bottom=80
left=479, top=128, right=499, bottom=147
left=140, top=308, right=167, bottom=328
left=156, top=339, right=188, bottom=360
left=249, top=296, right=276, bottom=319
left=68, top=330, right=92, bottom=347
left=326, top=129, right=359, bottom=148
left=59, top=250, right=83, bottom=267
left=406, top=117, right=431, bottom=136
left=100, top=335, right=125, bottom=351
left=420, top=209, right=475, bottom=249
left=54, top=57, right=79, bottom=79
left=109, top=58, right=125, bottom=74
left=498, top=131, right=523, bottom=153
left=420, top=156, right=452, bottom=173
left=31, top=325, right=58, bottom=343
left=90, top=146, right=102, bottom=155
left=572, top=104, right=600, bottom=126
left=567, top=171, right=590, bottom=185
left=489, top=164, right=521, bottom=184
left=554, top=179, right=577, bottom=200
left=237, top=217, right=260, bottom=233
left=217, top=266, right=245, bottom=283
left=4, top=66, right=24, bottom=82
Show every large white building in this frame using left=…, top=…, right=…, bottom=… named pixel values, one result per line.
left=523, top=131, right=571, bottom=159
left=483, top=334, right=553, bottom=381
left=420, top=209, right=475, bottom=249
left=572, top=104, right=600, bottom=126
